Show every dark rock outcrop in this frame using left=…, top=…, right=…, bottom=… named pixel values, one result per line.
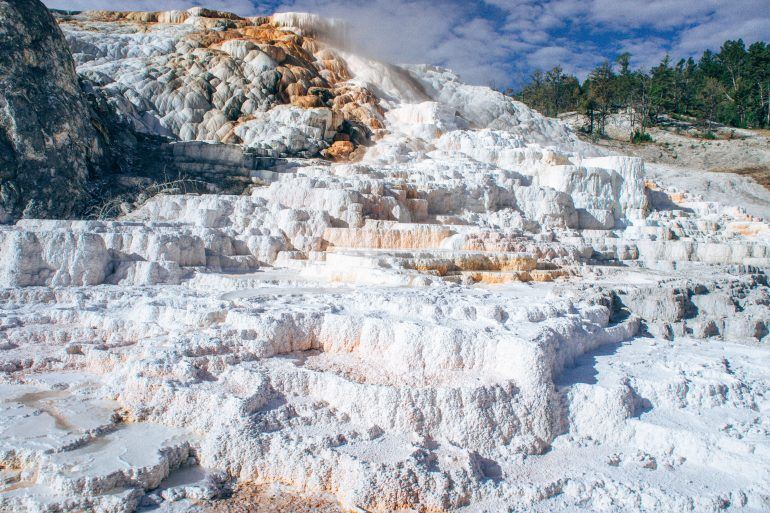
left=0, top=0, right=104, bottom=221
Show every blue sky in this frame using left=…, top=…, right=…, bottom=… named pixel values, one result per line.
left=43, top=0, right=770, bottom=89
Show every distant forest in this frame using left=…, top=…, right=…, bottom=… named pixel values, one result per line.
left=508, top=39, right=770, bottom=141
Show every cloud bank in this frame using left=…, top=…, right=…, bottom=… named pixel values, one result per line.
left=42, top=0, right=769, bottom=88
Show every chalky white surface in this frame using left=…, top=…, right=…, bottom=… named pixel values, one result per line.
left=1, top=8, right=769, bottom=513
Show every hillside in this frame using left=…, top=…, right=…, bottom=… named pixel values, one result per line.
left=560, top=111, right=770, bottom=219
left=0, top=2, right=769, bottom=513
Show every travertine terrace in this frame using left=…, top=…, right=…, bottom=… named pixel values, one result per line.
left=0, top=4, right=769, bottom=513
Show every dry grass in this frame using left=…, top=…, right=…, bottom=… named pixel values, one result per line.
left=87, top=176, right=207, bottom=220
left=710, top=165, right=770, bottom=190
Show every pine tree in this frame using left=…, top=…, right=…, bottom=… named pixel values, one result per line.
left=587, top=61, right=615, bottom=135
left=510, top=38, right=769, bottom=130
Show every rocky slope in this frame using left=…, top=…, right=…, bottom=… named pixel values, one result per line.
left=0, top=4, right=769, bottom=513
left=560, top=112, right=770, bottom=218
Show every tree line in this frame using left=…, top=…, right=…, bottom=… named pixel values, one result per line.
left=508, top=39, right=770, bottom=141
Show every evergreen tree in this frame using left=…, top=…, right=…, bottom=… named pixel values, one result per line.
left=587, top=61, right=615, bottom=135
left=510, top=38, right=770, bottom=131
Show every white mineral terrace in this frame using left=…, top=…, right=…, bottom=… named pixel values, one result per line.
left=1, top=7, right=769, bottom=513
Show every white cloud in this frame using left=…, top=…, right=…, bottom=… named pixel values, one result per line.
left=275, top=0, right=514, bottom=85
left=42, top=0, right=769, bottom=88
left=617, top=36, right=672, bottom=70
left=527, top=44, right=605, bottom=80
left=43, top=0, right=259, bottom=15
left=588, top=0, right=718, bottom=29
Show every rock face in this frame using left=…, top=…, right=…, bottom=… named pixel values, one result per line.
left=0, top=6, right=769, bottom=513
left=0, top=0, right=104, bottom=221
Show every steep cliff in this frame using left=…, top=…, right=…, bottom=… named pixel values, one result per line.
left=0, top=0, right=105, bottom=221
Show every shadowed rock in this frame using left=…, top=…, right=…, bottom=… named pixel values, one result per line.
left=0, top=0, right=104, bottom=221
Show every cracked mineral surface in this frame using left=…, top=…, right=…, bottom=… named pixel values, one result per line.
left=0, top=3, right=769, bottom=513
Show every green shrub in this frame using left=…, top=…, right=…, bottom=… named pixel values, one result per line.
left=631, top=130, right=653, bottom=144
